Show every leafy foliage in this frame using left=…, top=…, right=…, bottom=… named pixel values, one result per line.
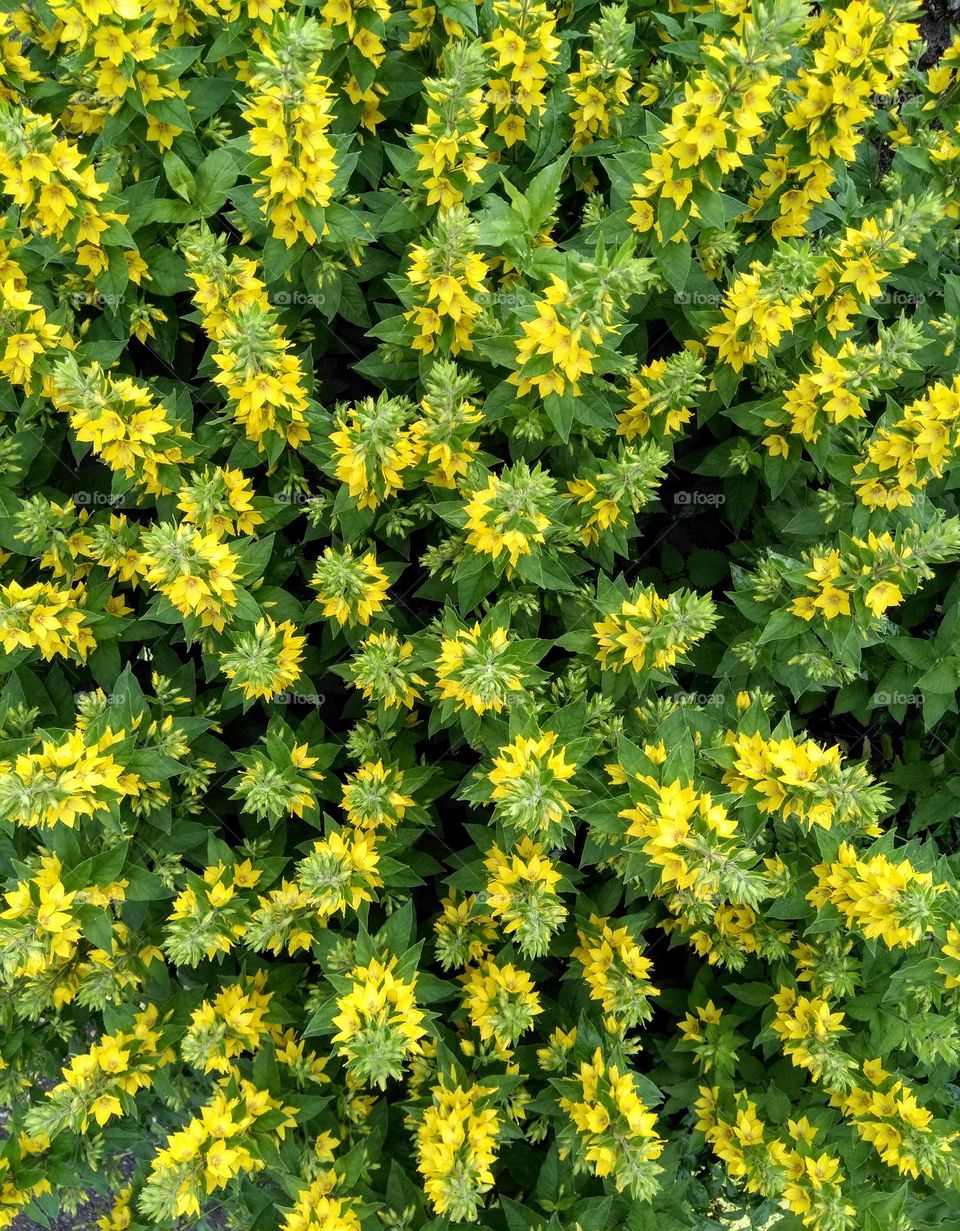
left=1, top=1, right=960, bottom=1230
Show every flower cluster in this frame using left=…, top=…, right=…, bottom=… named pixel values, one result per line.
left=6, top=3, right=960, bottom=1231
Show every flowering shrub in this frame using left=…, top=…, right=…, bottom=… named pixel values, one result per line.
left=2, top=1, right=960, bottom=1229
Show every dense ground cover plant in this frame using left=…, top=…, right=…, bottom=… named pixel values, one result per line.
left=2, top=0, right=960, bottom=1227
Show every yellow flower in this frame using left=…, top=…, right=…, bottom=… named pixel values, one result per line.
left=332, top=956, right=426, bottom=1088
left=809, top=843, right=947, bottom=948
left=559, top=1048, right=663, bottom=1197
left=341, top=761, right=413, bottom=830
left=813, top=584, right=851, bottom=619
left=243, top=18, right=339, bottom=246
left=461, top=957, right=541, bottom=1046
left=330, top=394, right=419, bottom=509
left=483, top=838, right=566, bottom=958
left=0, top=728, right=140, bottom=829
left=572, top=914, right=659, bottom=1028
left=462, top=463, right=554, bottom=571
left=488, top=731, right=577, bottom=845
left=435, top=622, right=528, bottom=714
left=220, top=618, right=306, bottom=701
left=864, top=580, right=903, bottom=616
left=311, top=546, right=390, bottom=627
left=405, top=208, right=489, bottom=355
left=0, top=579, right=95, bottom=661
left=417, top=1080, right=500, bottom=1221
left=296, top=828, right=383, bottom=919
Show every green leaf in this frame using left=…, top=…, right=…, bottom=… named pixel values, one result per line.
left=162, top=151, right=195, bottom=202
left=654, top=239, right=692, bottom=293
left=194, top=147, right=240, bottom=215
left=521, top=155, right=569, bottom=231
